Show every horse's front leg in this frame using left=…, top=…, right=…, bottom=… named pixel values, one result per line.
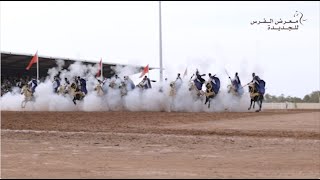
left=258, top=98, right=263, bottom=112
left=21, top=100, right=26, bottom=108
left=255, top=100, right=260, bottom=112
left=248, top=99, right=253, bottom=110
left=73, top=97, right=77, bottom=105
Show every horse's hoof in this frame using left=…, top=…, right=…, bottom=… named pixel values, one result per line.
left=255, top=110, right=260, bottom=112
left=248, top=108, right=250, bottom=110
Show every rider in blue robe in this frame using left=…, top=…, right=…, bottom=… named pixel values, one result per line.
left=78, top=76, right=87, bottom=94
left=251, top=73, right=265, bottom=95
left=194, top=69, right=206, bottom=90
left=208, top=73, right=220, bottom=94
left=53, top=76, right=60, bottom=93
left=28, top=78, right=38, bottom=94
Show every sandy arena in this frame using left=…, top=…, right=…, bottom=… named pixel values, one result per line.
left=1, top=109, right=320, bottom=178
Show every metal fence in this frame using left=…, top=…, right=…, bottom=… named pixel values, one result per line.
left=263, top=103, right=320, bottom=109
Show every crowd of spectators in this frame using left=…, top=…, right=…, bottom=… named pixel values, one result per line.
left=1, top=76, right=45, bottom=96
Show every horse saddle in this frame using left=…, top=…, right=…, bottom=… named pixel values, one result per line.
left=250, top=92, right=260, bottom=98
left=205, top=90, right=215, bottom=97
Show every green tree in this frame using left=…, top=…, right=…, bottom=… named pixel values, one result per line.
left=308, top=91, right=320, bottom=103
left=303, top=95, right=311, bottom=102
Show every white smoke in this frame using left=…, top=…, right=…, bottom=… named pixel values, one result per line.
left=0, top=59, right=257, bottom=112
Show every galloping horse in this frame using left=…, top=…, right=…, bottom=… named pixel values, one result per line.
left=204, top=81, right=215, bottom=108
left=136, top=81, right=151, bottom=93
left=204, top=77, right=220, bottom=108
left=227, top=80, right=244, bottom=97
left=108, top=80, right=127, bottom=97
left=57, top=84, right=68, bottom=96
left=119, top=81, right=128, bottom=97
left=169, top=81, right=177, bottom=97
left=69, top=82, right=85, bottom=105
left=121, top=76, right=135, bottom=96
left=21, top=85, right=35, bottom=108
left=109, top=80, right=120, bottom=89
left=188, top=75, right=205, bottom=101
left=94, top=83, right=104, bottom=96
left=248, top=81, right=265, bottom=112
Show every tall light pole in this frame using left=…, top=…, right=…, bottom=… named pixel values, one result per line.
left=159, top=1, right=163, bottom=82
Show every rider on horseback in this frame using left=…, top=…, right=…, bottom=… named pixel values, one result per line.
left=53, top=76, right=61, bottom=93
left=229, top=72, right=243, bottom=95
left=23, top=83, right=33, bottom=95
left=204, top=73, right=220, bottom=108
left=195, top=69, right=206, bottom=84
left=208, top=73, right=217, bottom=85
left=139, top=76, right=152, bottom=89
left=64, top=77, right=70, bottom=85
left=248, top=73, right=265, bottom=112
left=175, top=73, right=183, bottom=90
left=208, top=73, right=220, bottom=95
left=109, top=74, right=122, bottom=88
left=28, top=77, right=38, bottom=95
left=123, top=76, right=135, bottom=91
left=234, top=72, right=241, bottom=87
left=77, top=76, right=88, bottom=95
left=251, top=73, right=261, bottom=93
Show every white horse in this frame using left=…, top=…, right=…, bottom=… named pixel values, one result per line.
left=57, top=84, right=69, bottom=96
left=227, top=80, right=244, bottom=97
left=169, top=81, right=177, bottom=97
left=94, top=83, right=104, bottom=96
left=188, top=76, right=205, bottom=101
left=21, top=85, right=35, bottom=108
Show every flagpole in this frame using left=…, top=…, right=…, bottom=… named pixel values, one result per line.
left=37, top=50, right=39, bottom=82
left=159, top=1, right=163, bottom=82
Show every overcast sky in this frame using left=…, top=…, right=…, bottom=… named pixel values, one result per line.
left=1, top=1, right=319, bottom=98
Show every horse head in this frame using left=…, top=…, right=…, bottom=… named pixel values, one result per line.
left=188, top=80, right=195, bottom=91
left=170, top=81, right=175, bottom=88
left=205, top=81, right=212, bottom=90
left=21, top=85, right=34, bottom=108
left=57, top=85, right=67, bottom=95
left=227, top=84, right=238, bottom=96
left=169, top=81, right=177, bottom=97
left=21, top=85, right=32, bottom=97
left=94, top=84, right=104, bottom=96
left=70, top=82, right=77, bottom=90
left=119, top=81, right=128, bottom=97
left=109, top=81, right=121, bottom=89
left=248, top=83, right=255, bottom=93
left=136, top=81, right=144, bottom=89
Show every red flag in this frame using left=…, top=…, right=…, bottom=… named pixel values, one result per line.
left=96, top=58, right=102, bottom=77
left=139, top=64, right=149, bottom=78
left=26, top=51, right=38, bottom=70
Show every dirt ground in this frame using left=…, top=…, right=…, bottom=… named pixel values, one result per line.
left=1, top=109, right=320, bottom=178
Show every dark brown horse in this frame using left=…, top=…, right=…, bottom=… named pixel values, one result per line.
left=248, top=83, right=264, bottom=112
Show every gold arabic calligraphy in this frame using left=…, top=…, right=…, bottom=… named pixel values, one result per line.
left=251, top=11, right=307, bottom=31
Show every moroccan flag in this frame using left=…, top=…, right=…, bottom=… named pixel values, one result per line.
left=26, top=51, right=38, bottom=70
left=139, top=64, right=149, bottom=78
left=96, top=58, right=102, bottom=77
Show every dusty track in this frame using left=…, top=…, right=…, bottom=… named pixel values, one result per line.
left=1, top=109, right=320, bottom=178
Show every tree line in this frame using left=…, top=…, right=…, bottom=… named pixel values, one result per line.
left=264, top=91, right=320, bottom=103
